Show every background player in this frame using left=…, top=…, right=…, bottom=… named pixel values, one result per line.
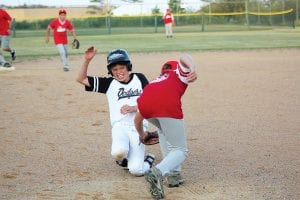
left=0, top=7, right=16, bottom=67
left=134, top=54, right=197, bottom=199
left=45, top=9, right=77, bottom=72
left=76, top=47, right=155, bottom=176
left=163, top=8, right=174, bottom=38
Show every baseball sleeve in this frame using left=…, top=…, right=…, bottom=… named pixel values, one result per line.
left=85, top=76, right=113, bottom=93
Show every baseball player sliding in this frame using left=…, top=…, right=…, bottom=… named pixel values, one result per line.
left=76, top=47, right=155, bottom=176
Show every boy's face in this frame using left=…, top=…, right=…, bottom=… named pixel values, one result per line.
left=59, top=13, right=67, bottom=21
left=111, top=64, right=130, bottom=83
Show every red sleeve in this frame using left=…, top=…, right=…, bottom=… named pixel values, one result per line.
left=2, top=10, right=12, bottom=21
left=67, top=20, right=74, bottom=31
left=48, top=19, right=56, bottom=29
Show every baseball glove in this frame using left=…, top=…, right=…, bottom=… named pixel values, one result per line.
left=72, top=39, right=80, bottom=49
left=140, top=131, right=159, bottom=145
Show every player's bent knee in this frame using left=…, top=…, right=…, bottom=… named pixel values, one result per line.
left=111, top=150, right=127, bottom=161
left=128, top=167, right=144, bottom=176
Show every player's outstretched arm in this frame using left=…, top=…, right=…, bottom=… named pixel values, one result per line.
left=179, top=53, right=198, bottom=83
left=76, top=46, right=97, bottom=86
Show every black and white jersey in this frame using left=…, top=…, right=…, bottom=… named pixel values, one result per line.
left=85, top=73, right=148, bottom=126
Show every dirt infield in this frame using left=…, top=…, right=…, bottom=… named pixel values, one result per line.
left=0, top=49, right=299, bottom=200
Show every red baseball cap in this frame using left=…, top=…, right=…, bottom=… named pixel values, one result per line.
left=161, top=60, right=178, bottom=74
left=58, top=9, right=67, bottom=15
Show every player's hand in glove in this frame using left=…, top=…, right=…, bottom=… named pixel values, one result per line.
left=72, top=39, right=80, bottom=49
left=139, top=131, right=159, bottom=145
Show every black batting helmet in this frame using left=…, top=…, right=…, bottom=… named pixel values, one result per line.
left=107, top=49, right=132, bottom=74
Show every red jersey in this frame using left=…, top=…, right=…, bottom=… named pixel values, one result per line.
left=0, top=9, right=12, bottom=35
left=137, top=70, right=188, bottom=119
left=48, top=19, right=74, bottom=45
left=163, top=13, right=173, bottom=24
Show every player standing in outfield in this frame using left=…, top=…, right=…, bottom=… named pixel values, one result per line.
left=163, top=8, right=174, bottom=38
left=76, top=47, right=155, bottom=176
left=0, top=8, right=16, bottom=68
left=134, top=54, right=197, bottom=199
left=45, top=9, right=77, bottom=72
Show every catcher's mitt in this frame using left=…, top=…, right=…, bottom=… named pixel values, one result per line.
left=72, top=39, right=80, bottom=49
left=140, top=131, right=159, bottom=145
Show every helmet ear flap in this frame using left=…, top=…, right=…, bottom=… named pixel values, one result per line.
left=127, top=63, right=132, bottom=71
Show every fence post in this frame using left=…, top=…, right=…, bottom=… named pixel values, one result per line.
left=154, top=15, right=158, bottom=33
left=201, top=14, right=205, bottom=32
left=12, top=18, right=16, bottom=38
left=106, top=15, right=111, bottom=34
left=245, top=0, right=250, bottom=28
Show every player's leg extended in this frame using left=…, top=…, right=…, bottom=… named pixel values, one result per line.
left=127, top=123, right=156, bottom=176
left=111, top=123, right=130, bottom=162
left=166, top=23, right=172, bottom=37
left=56, top=44, right=69, bottom=70
left=155, top=118, right=188, bottom=176
left=0, top=37, right=8, bottom=66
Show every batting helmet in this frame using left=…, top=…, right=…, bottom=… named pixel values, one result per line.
left=161, top=60, right=178, bottom=74
left=107, top=49, right=132, bottom=75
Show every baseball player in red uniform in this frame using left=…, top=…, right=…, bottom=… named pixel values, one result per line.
left=0, top=8, right=16, bottom=68
left=45, top=9, right=77, bottom=71
left=163, top=8, right=174, bottom=38
left=76, top=47, right=155, bottom=176
left=134, top=54, right=197, bottom=199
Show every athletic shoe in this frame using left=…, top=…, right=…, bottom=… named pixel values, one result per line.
left=3, top=62, right=11, bottom=68
left=166, top=172, right=184, bottom=188
left=144, top=153, right=155, bottom=168
left=11, top=49, right=16, bottom=61
left=63, top=67, right=69, bottom=72
left=144, top=167, right=164, bottom=199
left=116, top=158, right=128, bottom=168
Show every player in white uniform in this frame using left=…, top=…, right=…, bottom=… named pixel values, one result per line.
left=76, top=47, right=155, bottom=176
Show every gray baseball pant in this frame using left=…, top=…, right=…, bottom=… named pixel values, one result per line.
left=147, top=117, right=188, bottom=176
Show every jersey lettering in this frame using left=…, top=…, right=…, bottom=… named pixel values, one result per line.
left=118, top=88, right=142, bottom=100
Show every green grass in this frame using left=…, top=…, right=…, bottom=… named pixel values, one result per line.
left=8, top=27, right=300, bottom=60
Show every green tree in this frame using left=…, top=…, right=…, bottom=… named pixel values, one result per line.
left=88, top=0, right=115, bottom=15
left=152, top=5, right=161, bottom=14
left=168, top=0, right=186, bottom=14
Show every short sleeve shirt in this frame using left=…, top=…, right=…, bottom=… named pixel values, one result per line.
left=48, top=19, right=74, bottom=45
left=137, top=66, right=189, bottom=119
left=0, top=9, right=12, bottom=35
left=85, top=73, right=148, bottom=126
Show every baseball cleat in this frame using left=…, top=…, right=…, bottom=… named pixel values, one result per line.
left=3, top=62, right=11, bottom=68
left=166, top=172, right=184, bottom=188
left=144, top=167, right=164, bottom=199
left=116, top=158, right=128, bottom=168
left=11, top=49, right=16, bottom=61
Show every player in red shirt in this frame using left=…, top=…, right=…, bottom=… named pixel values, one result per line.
left=163, top=8, right=174, bottom=38
left=0, top=8, right=16, bottom=68
left=45, top=9, right=77, bottom=71
left=134, top=54, right=197, bottom=199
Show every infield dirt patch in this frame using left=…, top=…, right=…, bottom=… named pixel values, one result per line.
left=0, top=49, right=299, bottom=200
